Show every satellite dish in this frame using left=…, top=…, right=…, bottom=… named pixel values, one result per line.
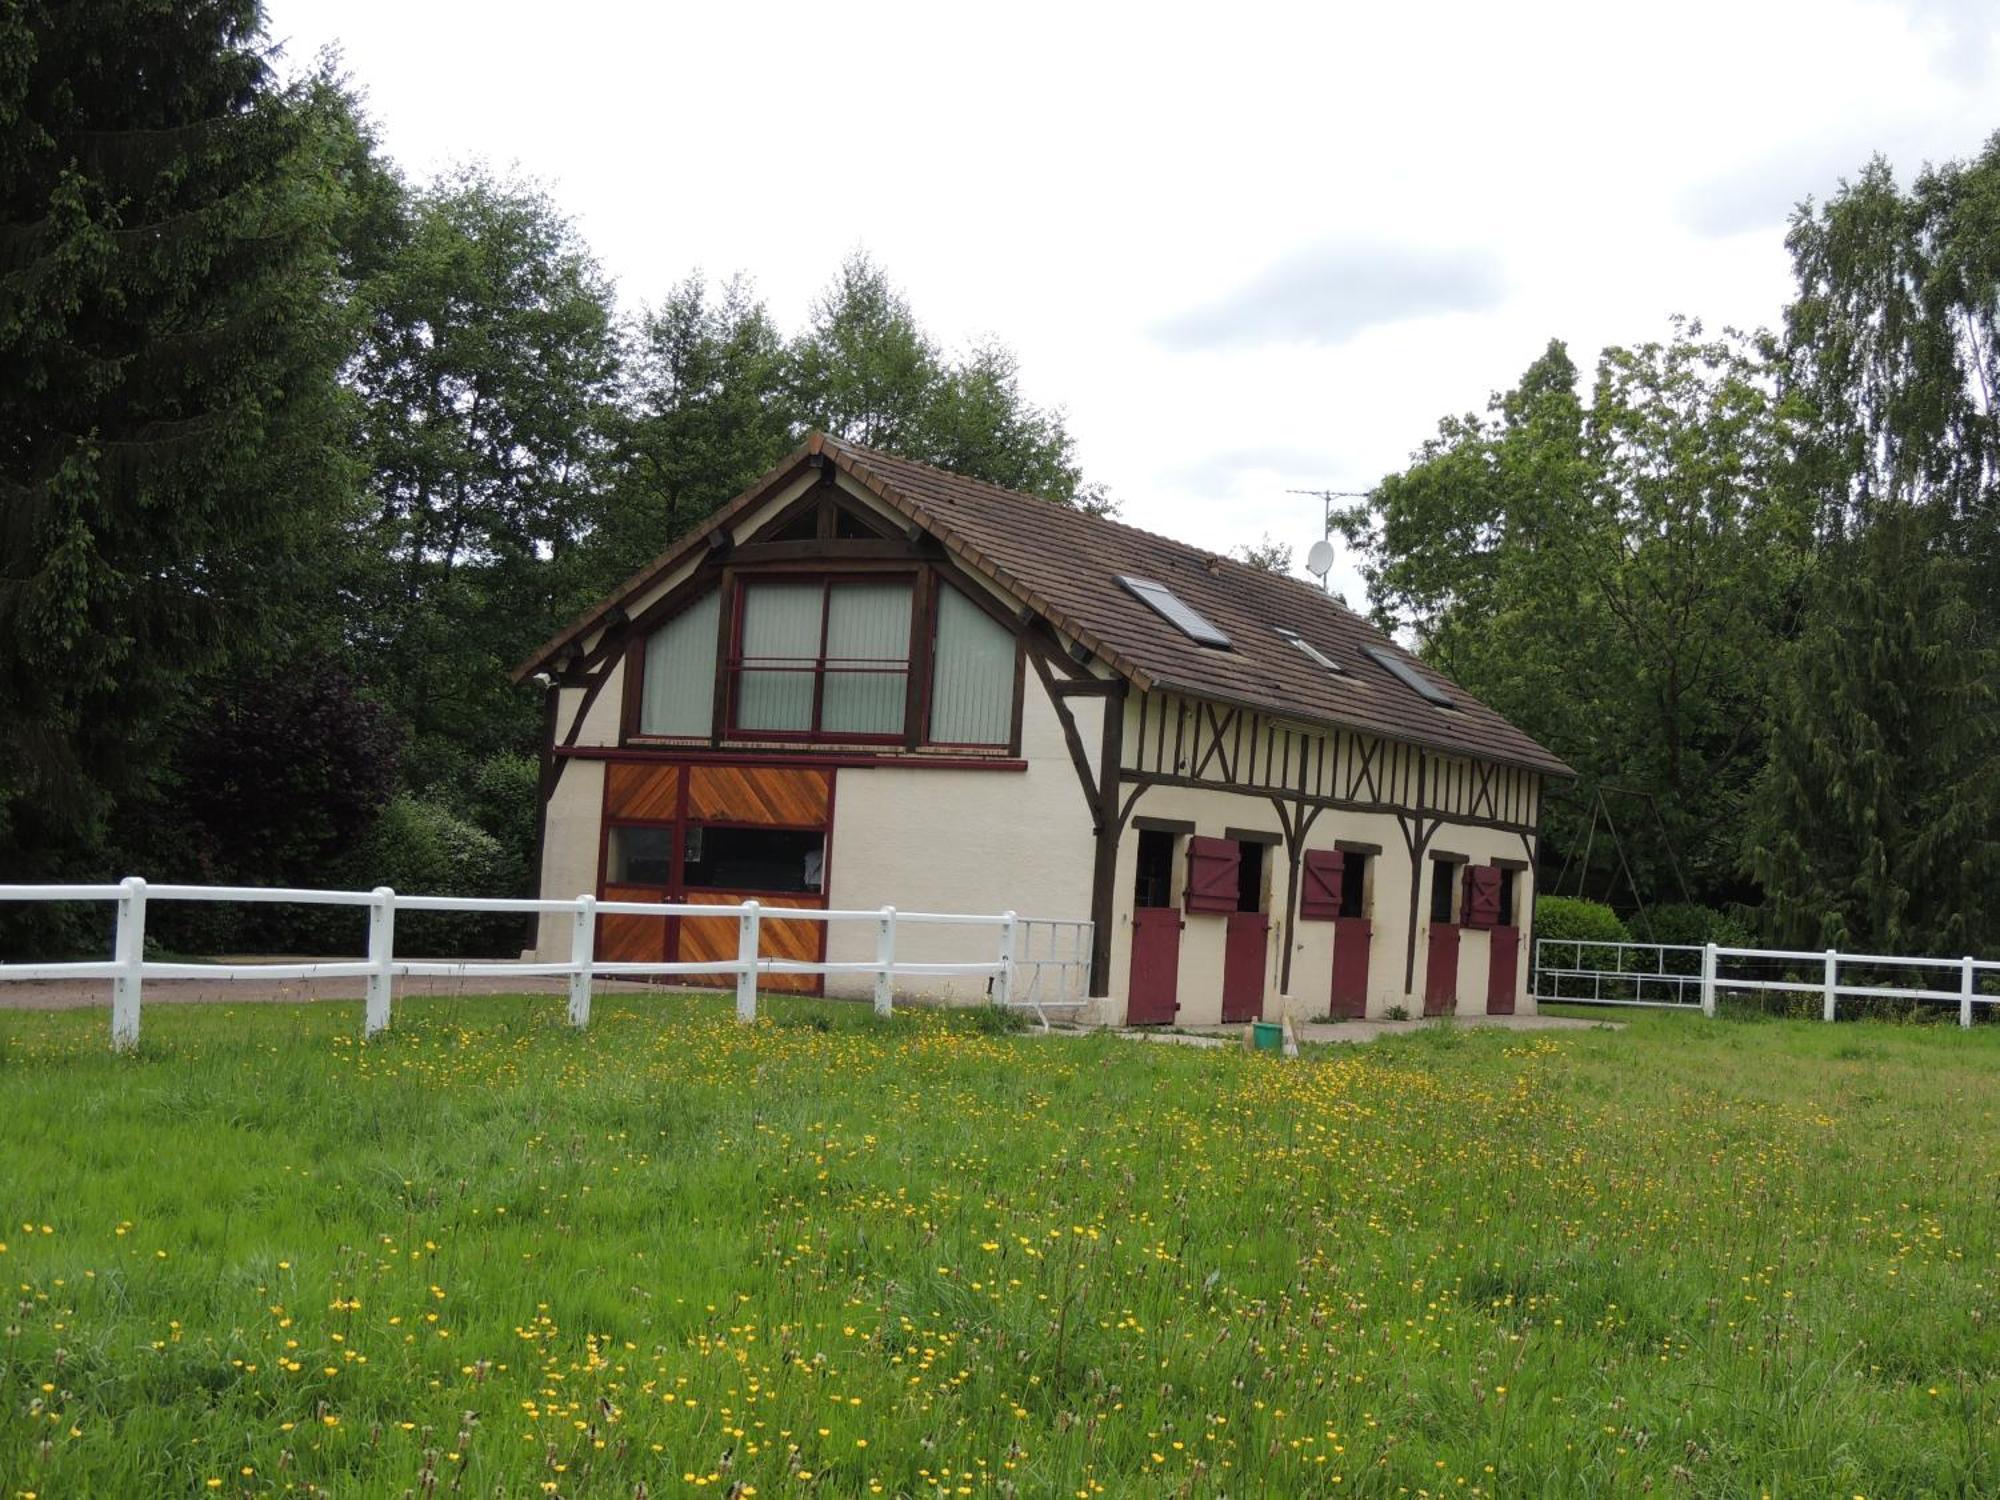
left=1305, top=538, right=1336, bottom=579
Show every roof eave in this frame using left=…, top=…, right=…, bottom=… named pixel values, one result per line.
left=509, top=445, right=820, bottom=681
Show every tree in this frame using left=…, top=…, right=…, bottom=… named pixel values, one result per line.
left=350, top=164, right=622, bottom=786
left=918, top=341, right=1106, bottom=511
left=0, top=0, right=366, bottom=896
left=128, top=661, right=401, bottom=953
left=1744, top=138, right=2000, bottom=951
left=1342, top=328, right=1809, bottom=904
left=594, top=272, right=794, bottom=585
left=1749, top=507, right=2000, bottom=952
left=787, top=252, right=938, bottom=451
left=1231, top=536, right=1295, bottom=573
left=1784, top=138, right=2000, bottom=550
left=787, top=252, right=1108, bottom=510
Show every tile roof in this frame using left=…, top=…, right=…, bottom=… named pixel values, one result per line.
left=520, top=436, right=1574, bottom=778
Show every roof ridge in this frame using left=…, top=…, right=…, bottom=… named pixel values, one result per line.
left=821, top=434, right=1374, bottom=629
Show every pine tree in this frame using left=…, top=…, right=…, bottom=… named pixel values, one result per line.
left=597, top=272, right=795, bottom=585
left=0, top=0, right=363, bottom=889
left=1750, top=507, right=2000, bottom=953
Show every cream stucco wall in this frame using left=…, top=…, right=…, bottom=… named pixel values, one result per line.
left=820, top=671, right=1099, bottom=1002
left=530, top=758, right=605, bottom=956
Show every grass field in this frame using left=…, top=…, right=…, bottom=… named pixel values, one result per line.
left=2, top=997, right=1996, bottom=1499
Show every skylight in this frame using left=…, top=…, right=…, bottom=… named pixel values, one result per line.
left=1363, top=645, right=1454, bottom=708
left=1117, top=575, right=1231, bottom=648
left=1275, top=627, right=1342, bottom=674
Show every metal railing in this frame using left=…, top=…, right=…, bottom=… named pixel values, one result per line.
left=1534, top=937, right=2000, bottom=1026
left=1009, top=918, right=1094, bottom=1030
left=0, top=879, right=1092, bottom=1050
left=1532, top=939, right=1707, bottom=1009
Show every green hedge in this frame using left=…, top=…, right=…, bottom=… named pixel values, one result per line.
left=1533, top=896, right=1629, bottom=947
left=337, top=794, right=520, bottom=956
left=1532, top=896, right=1630, bottom=985
left=1632, top=901, right=1751, bottom=950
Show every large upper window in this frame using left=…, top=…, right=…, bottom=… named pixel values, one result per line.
left=634, top=568, right=1023, bottom=748
left=731, top=578, right=913, bottom=738
left=638, top=591, right=721, bottom=738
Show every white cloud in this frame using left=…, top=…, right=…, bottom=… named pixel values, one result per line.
left=1155, top=243, right=1505, bottom=350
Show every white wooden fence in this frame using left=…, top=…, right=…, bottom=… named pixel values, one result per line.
left=0, top=878, right=1094, bottom=1049
left=1534, top=937, right=1998, bottom=1026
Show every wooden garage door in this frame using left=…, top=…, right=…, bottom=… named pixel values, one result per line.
left=676, top=891, right=824, bottom=994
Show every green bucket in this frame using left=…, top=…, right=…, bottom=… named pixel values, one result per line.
left=1251, top=1021, right=1284, bottom=1052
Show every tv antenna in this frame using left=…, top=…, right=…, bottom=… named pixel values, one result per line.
left=1287, top=487, right=1371, bottom=536
left=1288, top=487, right=1369, bottom=594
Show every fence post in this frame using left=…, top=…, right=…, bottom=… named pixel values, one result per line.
left=1822, top=949, right=1838, bottom=1023
left=992, top=910, right=1017, bottom=1008
left=1700, top=942, right=1717, bottom=1018
left=364, top=887, right=395, bottom=1039
left=1962, top=956, right=1975, bottom=1030
left=873, top=906, right=896, bottom=1017
left=568, top=895, right=596, bottom=1028
left=735, top=900, right=761, bottom=1023
left=110, top=875, right=146, bottom=1051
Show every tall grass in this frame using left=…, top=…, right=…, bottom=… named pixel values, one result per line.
left=1, top=998, right=1995, bottom=1496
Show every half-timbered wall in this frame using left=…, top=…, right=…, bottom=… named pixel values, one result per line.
left=1124, top=690, right=1540, bottom=831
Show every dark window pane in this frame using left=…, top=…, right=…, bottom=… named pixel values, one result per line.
left=1430, top=862, right=1455, bottom=924
left=609, top=825, right=674, bottom=885
left=683, top=825, right=825, bottom=894
left=769, top=508, right=819, bottom=542
left=1340, top=852, right=1367, bottom=919
left=1498, top=869, right=1516, bottom=926
left=1236, top=841, right=1264, bottom=913
left=1134, top=829, right=1175, bottom=909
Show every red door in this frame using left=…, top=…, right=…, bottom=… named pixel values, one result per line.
left=1424, top=922, right=1460, bottom=1016
left=1221, top=913, right=1268, bottom=1022
left=1487, top=925, right=1519, bottom=1015
left=1330, top=916, right=1371, bottom=1018
left=1128, top=907, right=1182, bottom=1024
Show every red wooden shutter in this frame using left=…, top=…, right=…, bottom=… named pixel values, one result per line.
left=1184, top=836, right=1240, bottom=914
left=1298, top=848, right=1344, bottom=920
left=1463, top=865, right=1502, bottom=929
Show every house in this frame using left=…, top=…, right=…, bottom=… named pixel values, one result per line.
left=514, top=434, right=1573, bottom=1023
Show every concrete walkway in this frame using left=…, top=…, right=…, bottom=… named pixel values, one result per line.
left=1119, top=1013, right=1616, bottom=1049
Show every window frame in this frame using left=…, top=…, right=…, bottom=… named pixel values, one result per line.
left=923, top=578, right=1023, bottom=751
left=628, top=588, right=724, bottom=743
left=723, top=569, right=920, bottom=745
left=626, top=559, right=1027, bottom=755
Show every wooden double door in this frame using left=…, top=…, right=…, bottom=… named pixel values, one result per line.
left=597, top=761, right=831, bottom=994
left=1127, top=829, right=1271, bottom=1026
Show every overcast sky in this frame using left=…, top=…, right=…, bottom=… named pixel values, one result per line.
left=266, top=0, right=1995, bottom=602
